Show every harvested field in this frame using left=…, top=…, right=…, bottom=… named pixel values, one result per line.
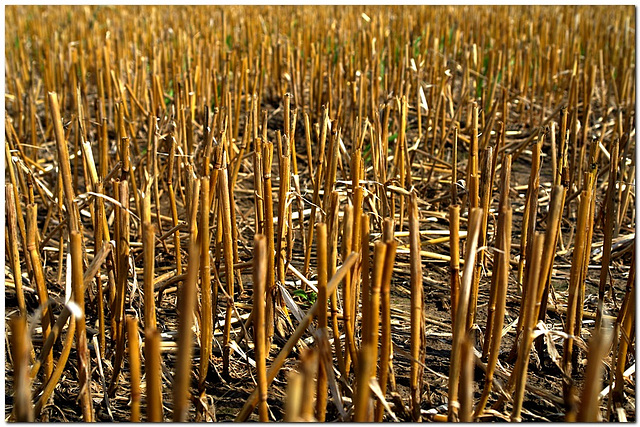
left=4, top=5, right=636, bottom=422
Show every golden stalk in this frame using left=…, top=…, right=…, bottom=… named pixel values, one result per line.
left=218, top=155, right=235, bottom=377
left=253, top=235, right=270, bottom=422
left=509, top=135, right=542, bottom=360
left=562, top=173, right=594, bottom=403
left=595, top=139, right=620, bottom=331
left=469, top=145, right=493, bottom=328
left=459, top=333, right=474, bottom=422
left=341, top=205, right=358, bottom=374
left=448, top=204, right=460, bottom=329
left=48, top=91, right=79, bottom=231
left=262, top=140, right=276, bottom=347
left=70, top=229, right=94, bottom=421
left=276, top=134, right=291, bottom=287
left=326, top=191, right=345, bottom=379
left=350, top=186, right=364, bottom=334
left=361, top=241, right=386, bottom=421
left=109, top=180, right=130, bottom=396
left=10, top=315, right=33, bottom=422
left=95, top=181, right=108, bottom=358
left=303, top=106, right=328, bottom=276
left=26, top=203, right=52, bottom=379
left=5, top=142, right=29, bottom=254
left=511, top=233, right=544, bottom=422
left=6, top=184, right=27, bottom=318
left=199, top=177, right=212, bottom=394
left=167, top=135, right=183, bottom=275
left=482, top=153, right=512, bottom=358
left=145, top=327, right=163, bottom=422
left=315, top=222, right=328, bottom=421
left=409, top=191, right=425, bottom=421
left=467, top=102, right=480, bottom=211
left=127, top=316, right=141, bottom=422
left=517, top=134, right=543, bottom=289
left=474, top=202, right=511, bottom=417
left=612, top=261, right=635, bottom=408
left=375, top=238, right=398, bottom=421
left=369, top=242, right=386, bottom=353
left=142, top=210, right=157, bottom=330
left=353, top=342, right=376, bottom=422
left=299, top=349, right=319, bottom=422
left=324, top=126, right=341, bottom=217
left=448, top=208, right=483, bottom=421
left=284, top=369, right=304, bottom=422
left=359, top=212, right=371, bottom=348
left=533, top=184, right=566, bottom=356
left=576, top=326, right=613, bottom=422
left=173, top=178, right=201, bottom=422
left=397, top=96, right=408, bottom=229
left=574, top=161, right=598, bottom=345
left=253, top=137, right=265, bottom=235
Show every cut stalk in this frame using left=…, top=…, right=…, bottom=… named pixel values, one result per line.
left=562, top=173, right=595, bottom=406
left=375, top=239, right=398, bottom=421
left=173, top=179, right=201, bottom=422
left=275, top=134, right=291, bottom=287
left=612, top=281, right=635, bottom=406
left=341, top=205, right=358, bottom=374
left=353, top=342, right=376, bottom=422
left=448, top=208, right=483, bottom=421
left=315, top=222, right=328, bottom=421
left=219, top=156, right=235, bottom=377
left=482, top=153, right=512, bottom=358
left=26, top=203, right=52, bottom=380
left=6, top=185, right=27, bottom=319
left=127, top=316, right=141, bottom=422
left=48, top=91, right=79, bottom=231
left=109, top=180, right=130, bottom=396
left=253, top=235, right=269, bottom=422
left=595, top=139, right=620, bottom=331
left=142, top=220, right=157, bottom=329
left=198, top=177, right=212, bottom=398
left=303, top=107, right=329, bottom=276
left=10, top=315, right=33, bottom=422
left=70, top=229, right=94, bottom=421
left=145, top=327, right=163, bottom=422
left=326, top=191, right=345, bottom=380
left=576, top=326, right=612, bottom=422
left=449, top=204, right=460, bottom=329
left=409, top=192, right=425, bottom=421
left=511, top=233, right=544, bottom=422
left=474, top=203, right=511, bottom=417
left=262, top=140, right=276, bottom=348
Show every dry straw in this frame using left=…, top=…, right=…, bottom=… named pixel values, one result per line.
left=4, top=5, right=635, bottom=422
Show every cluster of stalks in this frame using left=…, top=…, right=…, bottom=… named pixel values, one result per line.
left=5, top=4, right=635, bottom=422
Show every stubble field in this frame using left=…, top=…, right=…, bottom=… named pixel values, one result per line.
left=4, top=5, right=636, bottom=422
